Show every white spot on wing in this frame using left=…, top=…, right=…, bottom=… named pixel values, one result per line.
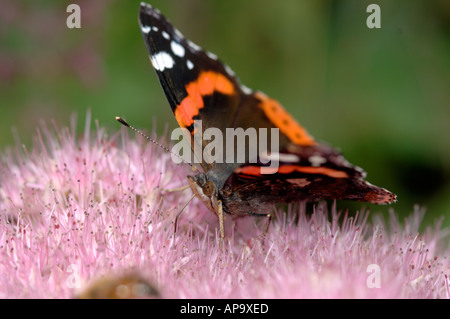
left=173, top=28, right=184, bottom=41
left=354, top=166, right=367, bottom=178
left=170, top=40, right=185, bottom=57
left=149, top=7, right=161, bottom=17
left=187, top=40, right=201, bottom=51
left=308, top=154, right=327, bottom=167
left=224, top=64, right=235, bottom=77
left=206, top=51, right=218, bottom=60
left=141, top=2, right=152, bottom=9
left=337, top=155, right=352, bottom=167
left=240, top=84, right=253, bottom=95
left=259, top=152, right=300, bottom=163
left=141, top=25, right=151, bottom=33
left=150, top=51, right=175, bottom=71
left=279, top=153, right=300, bottom=162
left=186, top=60, right=194, bottom=70
left=152, top=26, right=159, bottom=32
left=162, top=31, right=170, bottom=40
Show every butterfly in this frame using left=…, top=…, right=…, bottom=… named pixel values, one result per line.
left=137, top=2, right=396, bottom=239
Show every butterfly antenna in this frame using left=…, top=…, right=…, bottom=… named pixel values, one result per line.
left=116, top=117, right=194, bottom=168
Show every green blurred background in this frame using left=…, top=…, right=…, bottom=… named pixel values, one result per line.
left=1, top=0, right=449, bottom=229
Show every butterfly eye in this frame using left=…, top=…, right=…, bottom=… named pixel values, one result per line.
left=202, top=181, right=215, bottom=196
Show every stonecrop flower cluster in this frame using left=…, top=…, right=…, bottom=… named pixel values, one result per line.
left=0, top=116, right=448, bottom=298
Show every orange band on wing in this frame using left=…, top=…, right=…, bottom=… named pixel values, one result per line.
left=175, top=71, right=235, bottom=128
left=235, top=165, right=348, bottom=178
left=255, top=92, right=316, bottom=146
left=278, top=165, right=348, bottom=178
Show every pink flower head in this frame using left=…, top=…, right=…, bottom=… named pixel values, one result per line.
left=0, top=115, right=448, bottom=298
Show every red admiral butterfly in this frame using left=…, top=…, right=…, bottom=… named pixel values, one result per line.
left=137, top=3, right=396, bottom=239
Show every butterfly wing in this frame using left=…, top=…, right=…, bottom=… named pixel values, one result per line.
left=221, top=144, right=396, bottom=212
left=139, top=4, right=244, bottom=171
left=139, top=3, right=397, bottom=206
left=139, top=4, right=315, bottom=172
left=222, top=91, right=397, bottom=206
left=223, top=169, right=395, bottom=217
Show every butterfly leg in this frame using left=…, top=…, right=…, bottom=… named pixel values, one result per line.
left=262, top=214, right=272, bottom=238
left=256, top=214, right=272, bottom=248
left=248, top=212, right=272, bottom=246
left=174, top=193, right=196, bottom=234
left=218, top=199, right=225, bottom=248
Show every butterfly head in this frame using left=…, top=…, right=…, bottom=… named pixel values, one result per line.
left=187, top=174, right=222, bottom=215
